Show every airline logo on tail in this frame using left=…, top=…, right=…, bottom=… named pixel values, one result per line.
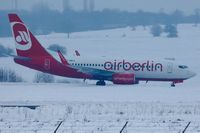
left=11, top=22, right=31, bottom=51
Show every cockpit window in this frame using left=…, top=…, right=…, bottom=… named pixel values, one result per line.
left=179, top=65, right=188, bottom=69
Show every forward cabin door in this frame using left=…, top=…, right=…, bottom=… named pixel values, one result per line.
left=167, top=63, right=173, bottom=73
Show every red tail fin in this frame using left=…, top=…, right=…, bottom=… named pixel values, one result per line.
left=8, top=14, right=50, bottom=58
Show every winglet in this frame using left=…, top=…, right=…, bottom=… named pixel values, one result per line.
left=75, top=50, right=80, bottom=56
left=57, top=50, right=69, bottom=65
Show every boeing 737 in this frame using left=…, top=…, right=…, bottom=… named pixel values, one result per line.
left=8, top=14, right=196, bottom=86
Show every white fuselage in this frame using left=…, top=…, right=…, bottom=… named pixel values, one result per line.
left=66, top=57, right=196, bottom=81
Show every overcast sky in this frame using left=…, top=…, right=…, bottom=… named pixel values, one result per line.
left=1, top=0, right=200, bottom=14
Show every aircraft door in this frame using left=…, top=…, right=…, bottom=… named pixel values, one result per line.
left=44, top=58, right=50, bottom=70
left=167, top=63, right=173, bottom=73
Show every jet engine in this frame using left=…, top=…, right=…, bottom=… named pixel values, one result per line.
left=112, top=73, right=135, bottom=85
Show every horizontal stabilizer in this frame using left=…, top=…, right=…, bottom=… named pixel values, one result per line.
left=14, top=55, right=31, bottom=61
left=3, top=53, right=31, bottom=61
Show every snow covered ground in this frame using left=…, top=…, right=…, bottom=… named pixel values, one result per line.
left=0, top=24, right=200, bottom=132
left=1, top=101, right=200, bottom=133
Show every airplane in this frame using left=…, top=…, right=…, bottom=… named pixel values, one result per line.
left=8, top=13, right=196, bottom=87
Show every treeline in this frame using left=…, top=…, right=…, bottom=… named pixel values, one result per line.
left=0, top=6, right=200, bottom=37
left=0, top=68, right=23, bottom=82
left=0, top=68, right=54, bottom=83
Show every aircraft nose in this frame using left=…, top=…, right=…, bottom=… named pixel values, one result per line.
left=188, top=71, right=196, bottom=78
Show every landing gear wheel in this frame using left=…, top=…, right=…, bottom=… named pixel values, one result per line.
left=96, top=80, right=106, bottom=86
left=171, top=82, right=175, bottom=87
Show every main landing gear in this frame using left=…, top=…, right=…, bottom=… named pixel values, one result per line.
left=96, top=80, right=106, bottom=86
left=171, top=82, right=176, bottom=87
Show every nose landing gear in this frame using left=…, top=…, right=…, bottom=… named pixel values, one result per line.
left=171, top=80, right=183, bottom=87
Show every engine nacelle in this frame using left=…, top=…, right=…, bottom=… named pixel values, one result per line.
left=112, top=73, right=135, bottom=85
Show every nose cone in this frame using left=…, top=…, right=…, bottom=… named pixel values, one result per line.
left=188, top=71, right=196, bottom=79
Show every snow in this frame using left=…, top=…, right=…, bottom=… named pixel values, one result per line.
left=0, top=82, right=199, bottom=102
left=0, top=24, right=200, bottom=132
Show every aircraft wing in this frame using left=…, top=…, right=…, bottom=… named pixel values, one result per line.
left=71, top=65, right=115, bottom=79
left=57, top=50, right=115, bottom=78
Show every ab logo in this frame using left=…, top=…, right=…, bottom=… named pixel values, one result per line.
left=12, top=22, right=32, bottom=51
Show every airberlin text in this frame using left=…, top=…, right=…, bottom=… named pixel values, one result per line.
left=104, top=60, right=163, bottom=72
